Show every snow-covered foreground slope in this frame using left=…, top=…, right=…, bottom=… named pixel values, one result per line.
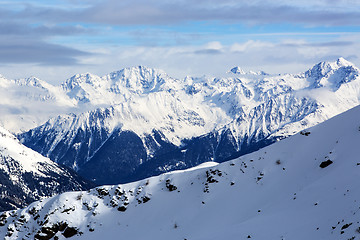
left=19, top=58, right=360, bottom=184
left=0, top=126, right=93, bottom=212
left=3, top=105, right=360, bottom=240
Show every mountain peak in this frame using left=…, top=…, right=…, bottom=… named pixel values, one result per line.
left=305, top=58, right=359, bottom=89
left=336, top=57, right=354, bottom=67
left=62, top=73, right=102, bottom=90
left=306, top=58, right=356, bottom=77
left=229, top=66, right=268, bottom=75
left=109, top=66, right=167, bottom=79
left=230, top=66, right=246, bottom=74
left=14, top=76, right=46, bottom=88
left=107, top=66, right=170, bottom=93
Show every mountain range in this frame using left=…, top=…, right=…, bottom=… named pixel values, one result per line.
left=1, top=102, right=360, bottom=240
left=9, top=57, right=360, bottom=184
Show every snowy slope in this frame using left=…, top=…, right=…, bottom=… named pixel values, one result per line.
left=0, top=126, right=93, bottom=211
left=18, top=58, right=360, bottom=184
left=3, top=105, right=360, bottom=240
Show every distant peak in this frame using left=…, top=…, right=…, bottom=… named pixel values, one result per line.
left=230, top=66, right=246, bottom=75
left=305, top=57, right=359, bottom=90
left=306, top=58, right=357, bottom=78
left=336, top=57, right=354, bottom=67
left=105, top=66, right=172, bottom=93
left=14, top=76, right=47, bottom=88
left=108, top=66, right=168, bottom=82
left=69, top=72, right=98, bottom=80
left=62, top=72, right=101, bottom=89
left=111, top=66, right=166, bottom=76
left=229, top=66, right=268, bottom=76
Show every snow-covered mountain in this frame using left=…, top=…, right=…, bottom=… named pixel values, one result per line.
left=61, top=66, right=183, bottom=105
left=0, top=126, right=93, bottom=212
left=2, top=104, right=360, bottom=240
left=18, top=58, right=360, bottom=184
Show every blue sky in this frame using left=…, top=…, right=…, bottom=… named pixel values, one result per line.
left=0, top=0, right=360, bottom=83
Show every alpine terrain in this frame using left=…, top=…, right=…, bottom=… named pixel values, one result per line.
left=17, top=58, right=360, bottom=184
left=1, top=103, right=360, bottom=240
left=0, top=126, right=93, bottom=212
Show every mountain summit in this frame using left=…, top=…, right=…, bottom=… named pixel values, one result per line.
left=106, top=66, right=171, bottom=93
left=229, top=66, right=267, bottom=75
left=305, top=57, right=360, bottom=90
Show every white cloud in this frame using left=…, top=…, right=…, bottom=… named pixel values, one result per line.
left=230, top=40, right=274, bottom=53
left=204, top=41, right=223, bottom=50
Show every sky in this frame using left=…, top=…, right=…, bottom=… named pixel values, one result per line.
left=0, top=0, right=360, bottom=84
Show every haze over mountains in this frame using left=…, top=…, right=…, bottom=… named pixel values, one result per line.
left=4, top=57, right=359, bottom=184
